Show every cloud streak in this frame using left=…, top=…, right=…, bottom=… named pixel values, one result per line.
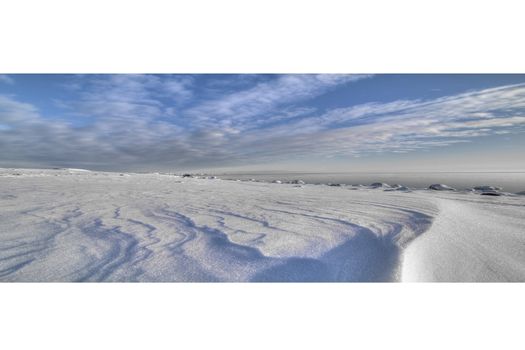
left=0, top=75, right=524, bottom=171
left=185, top=74, right=371, bottom=129
left=0, top=75, right=14, bottom=85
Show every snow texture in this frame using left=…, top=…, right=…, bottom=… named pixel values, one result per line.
left=1, top=168, right=524, bottom=282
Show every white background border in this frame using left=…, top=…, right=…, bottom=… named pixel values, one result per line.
left=1, top=1, right=525, bottom=349
left=1, top=0, right=524, bottom=73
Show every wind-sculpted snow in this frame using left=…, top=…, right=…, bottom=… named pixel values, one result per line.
left=1, top=169, right=524, bottom=282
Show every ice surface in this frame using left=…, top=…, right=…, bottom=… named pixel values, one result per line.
left=1, top=168, right=524, bottom=282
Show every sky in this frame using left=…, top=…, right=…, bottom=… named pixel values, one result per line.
left=0, top=74, right=524, bottom=173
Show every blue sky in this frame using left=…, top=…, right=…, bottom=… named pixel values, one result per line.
left=0, top=74, right=524, bottom=172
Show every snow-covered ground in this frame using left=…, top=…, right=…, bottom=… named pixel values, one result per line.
left=1, top=168, right=524, bottom=282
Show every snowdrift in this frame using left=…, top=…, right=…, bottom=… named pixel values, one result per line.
left=1, top=168, right=524, bottom=282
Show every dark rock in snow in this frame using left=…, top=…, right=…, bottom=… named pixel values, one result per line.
left=385, top=185, right=410, bottom=192
left=473, top=185, right=502, bottom=191
left=480, top=190, right=503, bottom=196
left=290, top=180, right=305, bottom=185
left=428, top=184, right=455, bottom=191
left=370, top=182, right=390, bottom=188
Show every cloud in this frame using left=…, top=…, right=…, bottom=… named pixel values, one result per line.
left=0, top=75, right=14, bottom=84
left=185, top=74, right=371, bottom=130
left=60, top=74, right=194, bottom=122
left=234, top=83, right=525, bottom=160
left=1, top=76, right=525, bottom=171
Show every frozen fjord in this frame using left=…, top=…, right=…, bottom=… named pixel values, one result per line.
left=1, top=169, right=524, bottom=282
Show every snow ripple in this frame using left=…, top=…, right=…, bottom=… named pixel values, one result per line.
left=1, top=169, right=524, bottom=281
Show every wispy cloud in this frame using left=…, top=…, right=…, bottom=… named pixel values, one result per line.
left=233, top=83, right=525, bottom=160
left=0, top=75, right=14, bottom=85
left=1, top=75, right=524, bottom=171
left=62, top=74, right=194, bottom=121
left=185, top=74, right=371, bottom=130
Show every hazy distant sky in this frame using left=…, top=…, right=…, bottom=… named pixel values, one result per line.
left=0, top=74, right=524, bottom=172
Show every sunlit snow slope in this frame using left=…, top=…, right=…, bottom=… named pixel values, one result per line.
left=1, top=169, right=524, bottom=282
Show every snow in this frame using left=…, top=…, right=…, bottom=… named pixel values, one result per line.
left=1, top=168, right=524, bottom=282
left=384, top=184, right=410, bottom=192
left=64, top=168, right=92, bottom=172
left=473, top=185, right=502, bottom=191
left=402, top=196, right=525, bottom=281
left=471, top=185, right=506, bottom=196
left=428, top=183, right=456, bottom=191
left=480, top=191, right=502, bottom=196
